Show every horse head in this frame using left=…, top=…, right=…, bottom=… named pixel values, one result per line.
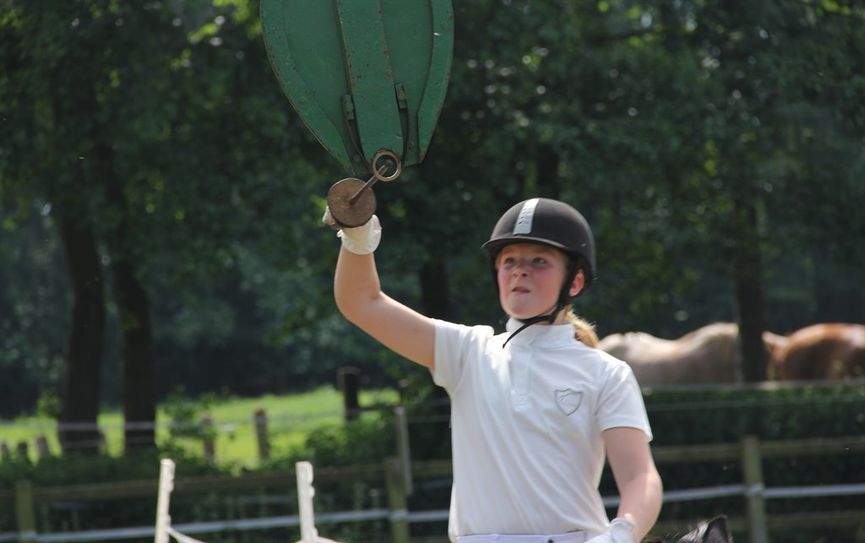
left=644, top=516, right=731, bottom=543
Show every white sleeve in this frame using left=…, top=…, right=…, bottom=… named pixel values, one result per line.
left=595, top=362, right=653, bottom=441
left=431, top=319, right=493, bottom=394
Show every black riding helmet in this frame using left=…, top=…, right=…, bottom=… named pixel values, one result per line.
left=482, top=198, right=596, bottom=345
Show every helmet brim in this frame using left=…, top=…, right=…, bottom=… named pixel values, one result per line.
left=482, top=236, right=573, bottom=257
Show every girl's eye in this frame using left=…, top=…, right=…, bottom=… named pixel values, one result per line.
left=499, top=255, right=553, bottom=270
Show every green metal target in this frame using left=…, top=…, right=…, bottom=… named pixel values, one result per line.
left=261, top=0, right=454, bottom=177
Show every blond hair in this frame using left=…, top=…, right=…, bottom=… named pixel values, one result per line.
left=562, top=306, right=598, bottom=347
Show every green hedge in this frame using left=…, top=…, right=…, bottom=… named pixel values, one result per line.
left=645, top=381, right=865, bottom=444
left=636, top=382, right=865, bottom=541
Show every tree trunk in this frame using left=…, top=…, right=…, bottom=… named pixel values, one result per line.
left=419, top=258, right=453, bottom=322
left=112, top=258, right=156, bottom=450
left=418, top=258, right=452, bottom=457
left=733, top=197, right=767, bottom=382
left=58, top=219, right=105, bottom=454
left=99, top=142, right=157, bottom=450
left=736, top=274, right=766, bottom=381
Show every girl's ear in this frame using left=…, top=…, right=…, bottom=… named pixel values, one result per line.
left=569, top=270, right=585, bottom=297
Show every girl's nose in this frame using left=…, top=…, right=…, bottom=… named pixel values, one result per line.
left=511, top=260, right=531, bottom=275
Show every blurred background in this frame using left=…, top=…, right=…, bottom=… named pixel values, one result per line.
left=1, top=1, right=863, bottom=542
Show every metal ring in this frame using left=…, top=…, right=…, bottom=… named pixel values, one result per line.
left=371, top=149, right=402, bottom=182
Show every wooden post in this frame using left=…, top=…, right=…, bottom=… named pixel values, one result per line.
left=741, top=435, right=769, bottom=543
left=396, top=379, right=408, bottom=406
left=254, top=408, right=271, bottom=462
left=200, top=416, right=215, bottom=461
left=370, top=487, right=383, bottom=543
left=35, top=435, right=50, bottom=460
left=385, top=457, right=410, bottom=543
left=394, top=406, right=413, bottom=496
left=1, top=441, right=11, bottom=461
left=15, top=480, right=37, bottom=543
left=16, top=441, right=29, bottom=461
left=338, top=366, right=361, bottom=422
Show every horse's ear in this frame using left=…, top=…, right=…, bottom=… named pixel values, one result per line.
left=703, top=516, right=731, bottom=543
left=674, top=516, right=732, bottom=543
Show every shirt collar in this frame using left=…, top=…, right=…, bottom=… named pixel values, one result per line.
left=504, top=317, right=576, bottom=346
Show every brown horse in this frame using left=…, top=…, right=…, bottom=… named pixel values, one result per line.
left=770, top=323, right=865, bottom=380
left=598, top=323, right=788, bottom=386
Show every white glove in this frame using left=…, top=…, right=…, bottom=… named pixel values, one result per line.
left=322, top=208, right=381, bottom=255
left=585, top=517, right=635, bottom=543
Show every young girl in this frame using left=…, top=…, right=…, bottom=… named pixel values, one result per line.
left=328, top=197, right=662, bottom=543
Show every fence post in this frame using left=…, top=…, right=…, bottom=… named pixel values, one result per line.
left=394, top=406, right=413, bottom=496
left=35, top=435, right=50, bottom=460
left=741, top=435, right=769, bottom=543
left=396, top=379, right=408, bottom=406
left=254, top=408, right=271, bottom=462
left=370, top=487, right=383, bottom=542
left=385, top=457, right=410, bottom=543
left=16, top=441, right=29, bottom=462
left=338, top=366, right=360, bottom=422
left=14, top=480, right=37, bottom=543
left=1, top=441, right=10, bottom=461
left=200, top=416, right=215, bottom=461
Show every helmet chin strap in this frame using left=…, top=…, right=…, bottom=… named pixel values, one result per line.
left=502, top=300, right=565, bottom=347
left=502, top=260, right=579, bottom=348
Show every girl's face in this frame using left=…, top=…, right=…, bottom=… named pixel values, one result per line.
left=495, top=243, right=580, bottom=321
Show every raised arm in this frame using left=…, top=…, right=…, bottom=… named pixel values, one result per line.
left=331, top=215, right=436, bottom=369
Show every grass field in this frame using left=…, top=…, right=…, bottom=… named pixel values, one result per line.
left=0, top=386, right=398, bottom=468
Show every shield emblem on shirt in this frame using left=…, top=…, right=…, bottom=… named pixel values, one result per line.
left=555, top=388, right=583, bottom=416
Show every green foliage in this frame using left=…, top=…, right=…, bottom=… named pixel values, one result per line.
left=161, top=390, right=223, bottom=441
left=0, top=206, right=67, bottom=417
left=0, top=447, right=222, bottom=488
left=268, top=415, right=396, bottom=469
left=36, top=392, right=61, bottom=419
left=311, top=416, right=394, bottom=466
left=1, top=0, right=865, bottom=417
left=646, top=382, right=865, bottom=445
left=1, top=387, right=399, bottom=468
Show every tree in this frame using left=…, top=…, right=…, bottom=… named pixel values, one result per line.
left=0, top=0, right=326, bottom=449
left=2, top=0, right=864, bottom=424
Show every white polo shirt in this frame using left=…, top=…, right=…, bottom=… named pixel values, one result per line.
left=432, top=318, right=652, bottom=542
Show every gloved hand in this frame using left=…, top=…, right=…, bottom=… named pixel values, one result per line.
left=585, top=517, right=635, bottom=543
left=322, top=208, right=381, bottom=255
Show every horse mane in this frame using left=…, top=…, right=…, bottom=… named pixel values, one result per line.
left=677, top=516, right=731, bottom=543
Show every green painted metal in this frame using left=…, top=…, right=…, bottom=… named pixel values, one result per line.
left=261, top=0, right=454, bottom=176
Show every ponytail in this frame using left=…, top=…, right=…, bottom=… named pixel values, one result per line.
left=562, top=306, right=598, bottom=347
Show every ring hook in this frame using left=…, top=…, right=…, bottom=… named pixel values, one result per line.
left=371, top=149, right=402, bottom=182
